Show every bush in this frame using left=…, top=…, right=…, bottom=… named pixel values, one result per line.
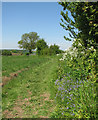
left=2, top=50, right=12, bottom=56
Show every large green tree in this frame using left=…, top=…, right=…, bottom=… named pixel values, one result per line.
left=59, top=2, right=98, bottom=49
left=36, top=39, right=48, bottom=55
left=18, top=32, right=39, bottom=53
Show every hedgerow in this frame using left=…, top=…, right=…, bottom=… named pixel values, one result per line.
left=51, top=40, right=96, bottom=118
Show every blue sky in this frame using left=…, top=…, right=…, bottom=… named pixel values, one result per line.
left=2, top=2, right=72, bottom=50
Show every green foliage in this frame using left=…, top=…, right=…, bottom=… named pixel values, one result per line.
left=49, top=44, right=60, bottom=55
left=41, top=47, right=50, bottom=55
left=36, top=40, right=63, bottom=56
left=59, top=2, right=98, bottom=49
left=2, top=50, right=12, bottom=56
left=18, top=32, right=39, bottom=53
left=36, top=39, right=48, bottom=55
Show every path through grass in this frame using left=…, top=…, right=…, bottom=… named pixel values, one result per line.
left=2, top=56, right=59, bottom=118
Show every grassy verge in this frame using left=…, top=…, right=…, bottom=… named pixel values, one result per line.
left=2, top=55, right=59, bottom=118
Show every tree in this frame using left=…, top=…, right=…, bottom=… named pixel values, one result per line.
left=59, top=2, right=97, bottom=49
left=49, top=44, right=60, bottom=55
left=18, top=32, right=39, bottom=53
left=36, top=39, right=48, bottom=55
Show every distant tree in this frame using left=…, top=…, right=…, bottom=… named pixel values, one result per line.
left=36, top=39, right=48, bottom=55
left=18, top=32, right=39, bottom=54
left=41, top=47, right=50, bottom=55
left=49, top=44, right=60, bottom=55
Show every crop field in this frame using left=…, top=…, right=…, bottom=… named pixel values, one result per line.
left=2, top=55, right=60, bottom=118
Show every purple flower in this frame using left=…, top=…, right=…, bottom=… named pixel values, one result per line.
left=66, top=107, right=69, bottom=109
left=77, top=85, right=81, bottom=88
left=69, top=98, right=72, bottom=100
left=62, top=97, right=64, bottom=100
left=68, top=88, right=72, bottom=91
left=79, top=81, right=82, bottom=84
left=73, top=104, right=75, bottom=107
left=70, top=94, right=73, bottom=97
left=65, top=90, right=68, bottom=93
left=72, top=113, right=75, bottom=116
left=72, top=85, right=76, bottom=89
left=55, top=79, right=59, bottom=85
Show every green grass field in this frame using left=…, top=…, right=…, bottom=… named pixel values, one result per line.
left=2, top=55, right=52, bottom=76
left=2, top=55, right=59, bottom=118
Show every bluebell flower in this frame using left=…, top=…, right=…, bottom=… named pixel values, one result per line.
left=62, top=97, right=64, bottom=100
left=63, top=82, right=65, bottom=85
left=65, top=90, right=68, bottom=93
left=73, top=104, right=75, bottom=107
left=67, top=96, right=69, bottom=98
left=70, top=94, right=73, bottom=97
left=68, top=88, right=72, bottom=91
left=72, top=113, right=75, bottom=116
left=55, top=79, right=59, bottom=85
left=69, top=98, right=72, bottom=100
left=72, top=85, right=76, bottom=89
left=79, top=81, right=82, bottom=84
left=76, top=80, right=79, bottom=83
left=66, top=107, right=69, bottom=109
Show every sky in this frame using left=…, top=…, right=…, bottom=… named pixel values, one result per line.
left=2, top=2, right=73, bottom=50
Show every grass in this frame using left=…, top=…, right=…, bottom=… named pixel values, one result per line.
left=2, top=55, right=59, bottom=118
left=2, top=55, right=51, bottom=76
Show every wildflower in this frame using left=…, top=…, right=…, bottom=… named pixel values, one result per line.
left=62, top=97, right=64, bottom=101
left=69, top=97, right=72, bottom=100
left=70, top=94, right=73, bottom=97
left=72, top=85, right=76, bottom=89
left=66, top=107, right=69, bottom=109
left=55, top=79, right=59, bottom=85
left=73, top=104, right=75, bottom=107
left=72, top=113, right=75, bottom=116
left=65, top=90, right=68, bottom=93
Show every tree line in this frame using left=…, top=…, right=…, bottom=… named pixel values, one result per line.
left=18, top=32, right=64, bottom=55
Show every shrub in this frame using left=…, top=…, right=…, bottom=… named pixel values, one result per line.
left=2, top=50, right=12, bottom=56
